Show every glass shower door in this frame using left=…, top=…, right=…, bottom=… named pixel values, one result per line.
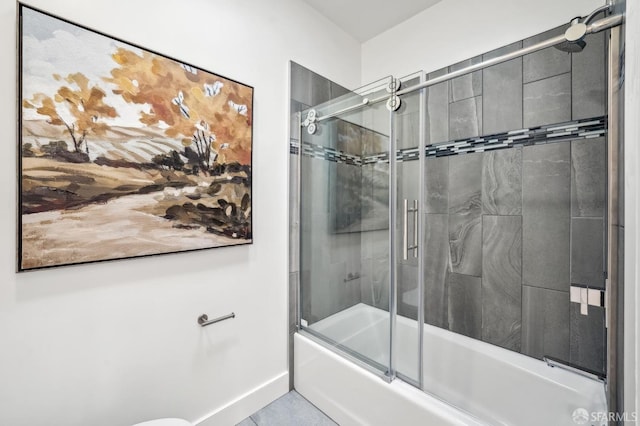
left=393, top=72, right=425, bottom=386
left=298, top=77, right=395, bottom=378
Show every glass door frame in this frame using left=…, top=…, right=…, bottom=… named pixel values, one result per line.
left=296, top=76, right=398, bottom=382
left=294, top=72, right=428, bottom=390
left=390, top=71, right=427, bottom=389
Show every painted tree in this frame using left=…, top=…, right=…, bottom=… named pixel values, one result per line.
left=106, top=47, right=252, bottom=173
left=23, top=72, right=117, bottom=154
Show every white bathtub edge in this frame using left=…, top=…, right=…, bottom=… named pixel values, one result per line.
left=294, top=333, right=486, bottom=426
left=194, top=371, right=289, bottom=426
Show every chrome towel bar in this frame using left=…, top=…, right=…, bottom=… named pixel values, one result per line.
left=198, top=312, right=235, bottom=327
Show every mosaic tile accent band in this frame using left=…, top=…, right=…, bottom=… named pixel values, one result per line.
left=291, top=116, right=607, bottom=165
left=289, top=140, right=361, bottom=166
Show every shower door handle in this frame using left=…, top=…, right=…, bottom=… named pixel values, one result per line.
left=402, top=199, right=419, bottom=260
left=403, top=199, right=408, bottom=260
left=412, top=200, right=418, bottom=259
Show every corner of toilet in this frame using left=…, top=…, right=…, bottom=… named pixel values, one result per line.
left=133, top=418, right=192, bottom=426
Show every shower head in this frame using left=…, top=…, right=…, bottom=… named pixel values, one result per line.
left=554, top=17, right=587, bottom=53
left=554, top=2, right=612, bottom=53
left=554, top=39, right=587, bottom=53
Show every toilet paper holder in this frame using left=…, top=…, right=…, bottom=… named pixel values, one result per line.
left=198, top=312, right=235, bottom=327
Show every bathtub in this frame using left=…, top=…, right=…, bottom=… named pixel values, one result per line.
left=295, top=303, right=607, bottom=426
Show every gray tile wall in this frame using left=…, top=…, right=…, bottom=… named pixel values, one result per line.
left=482, top=215, right=522, bottom=351
left=522, top=143, right=571, bottom=291
left=289, top=21, right=608, bottom=380
left=289, top=62, right=354, bottom=389
left=419, top=25, right=608, bottom=374
left=483, top=42, right=523, bottom=135
left=421, top=138, right=606, bottom=372
left=522, top=285, right=570, bottom=360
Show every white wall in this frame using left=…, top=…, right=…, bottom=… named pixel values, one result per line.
left=624, top=0, right=640, bottom=419
left=361, top=0, right=603, bottom=81
left=0, top=0, right=360, bottom=425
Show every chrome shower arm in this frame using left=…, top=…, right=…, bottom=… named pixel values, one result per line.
left=583, top=1, right=613, bottom=25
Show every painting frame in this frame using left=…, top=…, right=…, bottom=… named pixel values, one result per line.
left=18, top=3, right=254, bottom=271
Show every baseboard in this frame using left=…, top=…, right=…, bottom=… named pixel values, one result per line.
left=194, top=371, right=289, bottom=426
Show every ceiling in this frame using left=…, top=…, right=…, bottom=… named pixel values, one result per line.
left=300, top=0, right=443, bottom=42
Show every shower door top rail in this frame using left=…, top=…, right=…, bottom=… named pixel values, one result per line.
left=309, top=13, right=623, bottom=126
left=393, top=14, right=623, bottom=98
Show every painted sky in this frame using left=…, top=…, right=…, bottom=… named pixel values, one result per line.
left=22, top=7, right=150, bottom=127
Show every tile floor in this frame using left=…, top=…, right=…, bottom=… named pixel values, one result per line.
left=236, top=391, right=337, bottom=426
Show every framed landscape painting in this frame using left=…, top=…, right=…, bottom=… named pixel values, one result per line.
left=18, top=4, right=253, bottom=271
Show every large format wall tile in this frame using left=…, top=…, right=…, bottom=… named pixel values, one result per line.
left=331, top=162, right=363, bottom=232
left=397, top=110, right=421, bottom=150
left=482, top=148, right=522, bottom=215
left=448, top=154, right=482, bottom=276
left=448, top=273, right=482, bottom=339
left=427, top=68, right=450, bottom=144
left=522, top=285, right=570, bottom=360
left=523, top=143, right=571, bottom=291
left=522, top=143, right=571, bottom=219
left=572, top=32, right=606, bottom=120
left=449, top=154, right=482, bottom=215
left=449, top=56, right=483, bottom=102
left=523, top=25, right=571, bottom=83
left=482, top=216, right=522, bottom=351
left=522, top=142, right=570, bottom=290
left=450, top=96, right=483, bottom=140
left=449, top=213, right=482, bottom=277
left=523, top=73, right=571, bottom=127
left=522, top=214, right=570, bottom=291
left=571, top=138, right=607, bottom=217
left=310, top=73, right=332, bottom=106
left=570, top=304, right=606, bottom=374
left=291, top=62, right=313, bottom=106
left=425, top=157, right=449, bottom=214
left=571, top=218, right=605, bottom=288
left=424, top=214, right=450, bottom=329
left=483, top=42, right=523, bottom=135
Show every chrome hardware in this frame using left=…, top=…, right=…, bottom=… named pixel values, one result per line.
left=198, top=312, right=235, bottom=327
left=307, top=123, right=317, bottom=135
left=543, top=356, right=605, bottom=382
left=570, top=285, right=605, bottom=316
left=386, top=77, right=401, bottom=93
left=386, top=77, right=401, bottom=111
left=386, top=95, right=401, bottom=112
left=303, top=109, right=318, bottom=134
left=402, top=199, right=418, bottom=260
